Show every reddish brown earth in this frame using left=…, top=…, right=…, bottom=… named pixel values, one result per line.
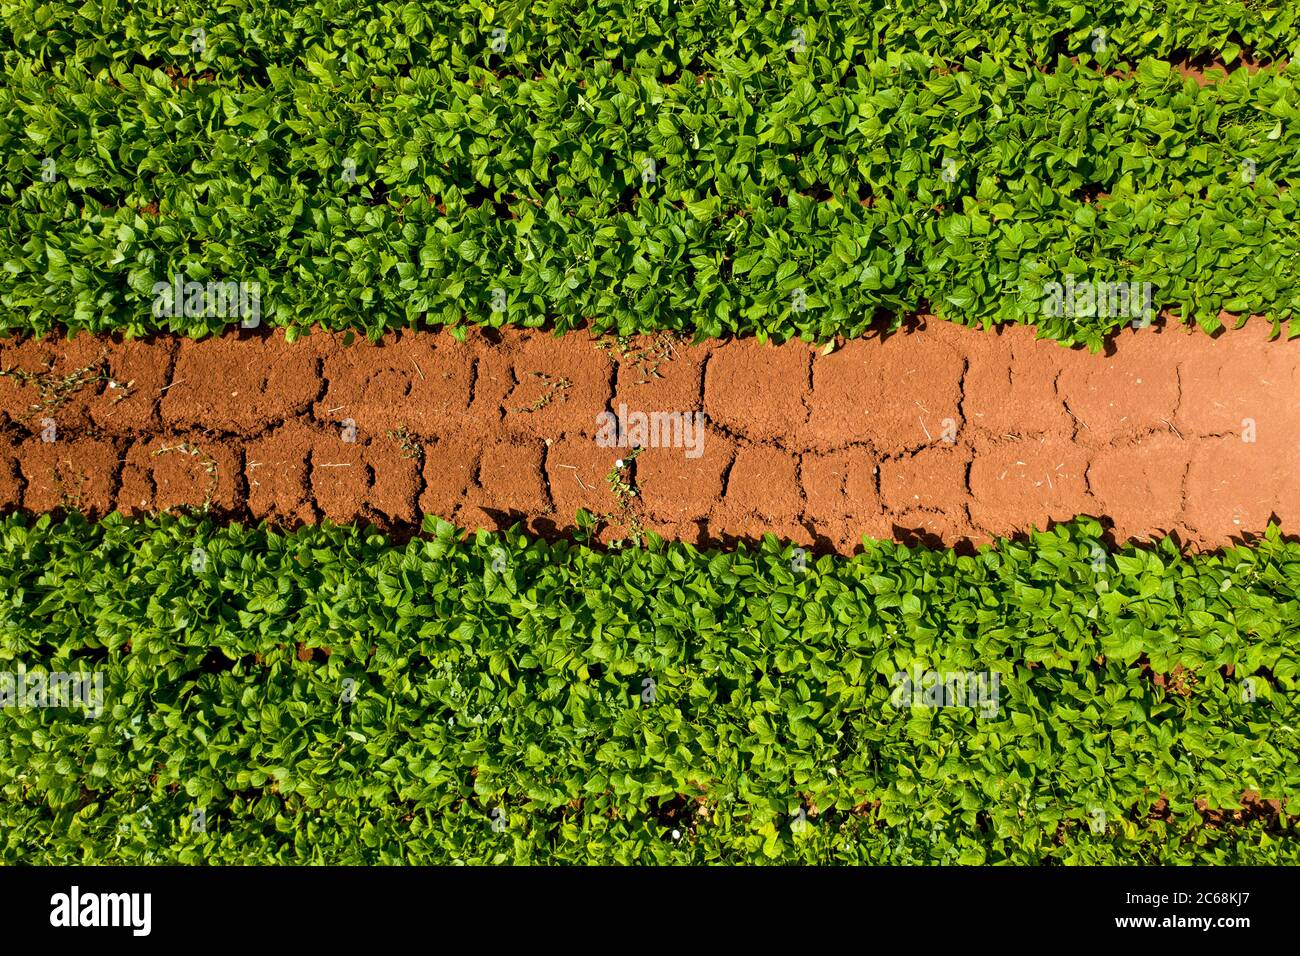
left=1, top=318, right=1296, bottom=554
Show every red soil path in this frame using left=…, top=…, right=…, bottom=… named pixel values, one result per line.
left=1, top=319, right=1296, bottom=553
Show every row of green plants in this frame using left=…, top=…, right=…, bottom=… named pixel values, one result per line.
left=3, top=0, right=1294, bottom=79
left=3, top=49, right=1297, bottom=345
left=2, top=513, right=1295, bottom=863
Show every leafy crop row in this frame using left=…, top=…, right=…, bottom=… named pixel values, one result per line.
left=4, top=0, right=1295, bottom=79
left=2, top=513, right=1296, bottom=863
left=3, top=49, right=1298, bottom=346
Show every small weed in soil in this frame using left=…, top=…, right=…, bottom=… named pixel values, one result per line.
left=517, top=371, right=571, bottom=412
left=603, top=446, right=645, bottom=544
left=387, top=424, right=423, bottom=461
left=595, top=331, right=682, bottom=384
left=605, top=446, right=641, bottom=507
left=106, top=378, right=136, bottom=405
left=0, top=348, right=110, bottom=420
left=53, top=464, right=87, bottom=513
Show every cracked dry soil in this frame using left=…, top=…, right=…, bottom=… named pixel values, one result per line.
left=1, top=317, right=1296, bottom=554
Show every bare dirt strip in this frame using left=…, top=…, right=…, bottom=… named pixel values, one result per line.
left=0, top=318, right=1296, bottom=554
